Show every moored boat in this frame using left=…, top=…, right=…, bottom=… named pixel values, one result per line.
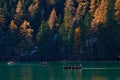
left=63, top=64, right=82, bottom=69
left=41, top=61, right=48, bottom=65
left=7, top=61, right=15, bottom=65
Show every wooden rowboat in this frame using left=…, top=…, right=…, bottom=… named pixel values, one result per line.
left=7, top=61, right=15, bottom=65
left=63, top=65, right=82, bottom=69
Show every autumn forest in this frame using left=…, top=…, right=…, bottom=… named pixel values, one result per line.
left=0, top=0, right=120, bottom=61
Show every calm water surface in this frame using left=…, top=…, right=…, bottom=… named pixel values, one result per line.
left=0, top=61, right=120, bottom=80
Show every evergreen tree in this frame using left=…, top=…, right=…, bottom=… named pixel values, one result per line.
left=67, top=28, right=75, bottom=54
left=58, top=24, right=67, bottom=55
left=58, top=14, right=63, bottom=24
left=4, top=21, right=19, bottom=60
left=74, top=27, right=81, bottom=54
left=14, top=20, right=34, bottom=60
left=40, top=8, right=45, bottom=23
left=96, top=24, right=107, bottom=60
left=81, top=12, right=93, bottom=60
left=106, top=0, right=120, bottom=60
left=36, top=21, right=52, bottom=60
left=0, top=8, right=6, bottom=27
left=96, top=0, right=120, bottom=60
left=64, top=0, right=75, bottom=29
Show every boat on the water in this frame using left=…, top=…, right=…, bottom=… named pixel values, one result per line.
left=63, top=64, right=82, bottom=69
left=41, top=61, right=48, bottom=65
left=7, top=61, right=15, bottom=65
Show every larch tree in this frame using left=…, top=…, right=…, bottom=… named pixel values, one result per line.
left=19, top=20, right=33, bottom=38
left=14, top=20, right=34, bottom=59
left=74, top=2, right=82, bottom=24
left=90, top=0, right=97, bottom=15
left=115, top=0, right=120, bottom=25
left=14, top=0, right=24, bottom=26
left=9, top=20, right=17, bottom=30
left=96, top=0, right=119, bottom=60
left=89, top=0, right=101, bottom=15
left=64, top=0, right=75, bottom=29
left=74, top=0, right=89, bottom=24
left=91, top=0, right=108, bottom=30
left=16, top=0, right=22, bottom=13
left=47, top=0, right=56, bottom=5
left=28, top=0, right=39, bottom=17
left=48, top=8, right=58, bottom=30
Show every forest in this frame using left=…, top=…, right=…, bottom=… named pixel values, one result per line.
left=0, top=0, right=120, bottom=61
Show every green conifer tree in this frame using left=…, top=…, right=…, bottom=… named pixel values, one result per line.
left=64, top=0, right=75, bottom=29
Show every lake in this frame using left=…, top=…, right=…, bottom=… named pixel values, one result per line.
left=0, top=61, right=120, bottom=80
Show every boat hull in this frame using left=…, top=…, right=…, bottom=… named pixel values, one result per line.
left=63, top=66, right=82, bottom=69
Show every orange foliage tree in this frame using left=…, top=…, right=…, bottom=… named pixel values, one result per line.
left=20, top=20, right=33, bottom=38
left=91, top=0, right=108, bottom=29
left=74, top=0, right=89, bottom=24
left=9, top=20, right=17, bottom=30
left=48, top=8, right=58, bottom=30
left=14, top=0, right=24, bottom=26
left=115, top=0, right=120, bottom=25
left=16, top=0, right=22, bottom=13
left=15, top=20, right=34, bottom=56
left=28, top=0, right=39, bottom=17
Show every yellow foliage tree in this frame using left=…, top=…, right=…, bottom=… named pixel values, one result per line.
left=90, top=0, right=101, bottom=15
left=20, top=20, right=33, bottom=38
left=91, top=0, right=108, bottom=29
left=90, top=0, right=96, bottom=15
left=9, top=20, right=17, bottom=30
left=115, top=0, right=120, bottom=25
left=48, top=8, right=58, bottom=30
left=16, top=1, right=22, bottom=13
left=74, top=3, right=82, bottom=22
left=28, top=0, right=39, bottom=16
left=15, top=20, right=34, bottom=55
left=74, top=0, right=89, bottom=23
left=14, top=0, right=24, bottom=26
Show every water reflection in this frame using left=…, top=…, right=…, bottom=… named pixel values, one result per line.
left=92, top=77, right=107, bottom=80
left=0, top=62, right=120, bottom=80
left=9, top=65, right=32, bottom=80
left=21, top=66, right=32, bottom=80
left=63, top=69, right=82, bottom=80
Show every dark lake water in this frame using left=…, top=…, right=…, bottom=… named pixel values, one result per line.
left=0, top=61, right=120, bottom=80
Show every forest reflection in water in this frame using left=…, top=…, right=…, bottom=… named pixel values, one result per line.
left=0, top=61, right=120, bottom=80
